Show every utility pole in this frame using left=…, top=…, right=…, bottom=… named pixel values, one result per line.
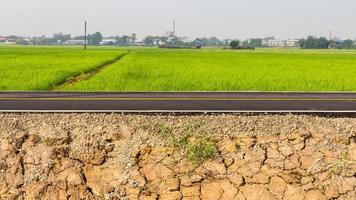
left=84, top=21, right=87, bottom=50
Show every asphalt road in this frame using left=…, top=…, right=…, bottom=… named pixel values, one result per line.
left=1, top=92, right=356, bottom=112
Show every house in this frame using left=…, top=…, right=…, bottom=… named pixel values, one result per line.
left=64, top=40, right=86, bottom=45
left=100, top=39, right=116, bottom=45
left=153, top=39, right=164, bottom=46
left=134, top=41, right=145, bottom=46
left=329, top=37, right=343, bottom=48
left=0, top=37, right=6, bottom=43
left=0, top=37, right=16, bottom=45
left=261, top=37, right=275, bottom=46
left=5, top=39, right=16, bottom=45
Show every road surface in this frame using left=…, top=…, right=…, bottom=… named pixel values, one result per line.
left=1, top=92, right=356, bottom=112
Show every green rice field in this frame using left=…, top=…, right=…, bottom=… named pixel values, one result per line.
left=1, top=46, right=356, bottom=91
left=0, top=46, right=127, bottom=90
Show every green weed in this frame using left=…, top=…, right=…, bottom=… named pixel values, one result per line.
left=187, top=138, right=218, bottom=164
left=155, top=123, right=217, bottom=164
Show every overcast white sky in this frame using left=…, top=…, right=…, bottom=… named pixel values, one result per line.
left=1, top=0, right=355, bottom=39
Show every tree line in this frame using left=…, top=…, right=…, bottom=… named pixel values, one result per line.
left=4, top=32, right=356, bottom=49
left=299, top=36, right=356, bottom=49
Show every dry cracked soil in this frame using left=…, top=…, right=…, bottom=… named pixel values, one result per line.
left=0, top=113, right=355, bottom=200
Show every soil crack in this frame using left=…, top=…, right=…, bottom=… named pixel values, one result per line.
left=52, top=50, right=130, bottom=90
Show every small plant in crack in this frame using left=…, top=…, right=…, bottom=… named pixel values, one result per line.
left=329, top=151, right=354, bottom=174
left=156, top=124, right=174, bottom=139
left=156, top=124, right=191, bottom=148
left=172, top=134, right=190, bottom=148
left=187, top=138, right=218, bottom=165
left=184, top=121, right=202, bottom=134
left=155, top=123, right=218, bottom=165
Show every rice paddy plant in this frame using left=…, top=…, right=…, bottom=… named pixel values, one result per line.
left=0, top=46, right=126, bottom=90
left=61, top=48, right=356, bottom=92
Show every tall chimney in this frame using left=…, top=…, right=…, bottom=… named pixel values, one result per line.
left=173, top=20, right=176, bottom=36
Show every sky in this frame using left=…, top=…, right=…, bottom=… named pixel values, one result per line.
left=1, top=0, right=355, bottom=40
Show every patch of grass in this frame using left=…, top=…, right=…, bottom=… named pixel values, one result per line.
left=156, top=124, right=190, bottom=148
left=329, top=151, right=354, bottom=174
left=172, top=122, right=201, bottom=148
left=187, top=138, right=218, bottom=164
left=172, top=134, right=190, bottom=149
left=155, top=123, right=218, bottom=164
left=156, top=124, right=174, bottom=138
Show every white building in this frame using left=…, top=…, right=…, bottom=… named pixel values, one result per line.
left=153, top=39, right=164, bottom=46
left=0, top=37, right=7, bottom=44
left=100, top=39, right=116, bottom=45
left=6, top=39, right=16, bottom=45
left=134, top=41, right=145, bottom=46
left=262, top=39, right=299, bottom=48
left=0, top=37, right=16, bottom=45
left=264, top=40, right=285, bottom=47
left=64, top=40, right=86, bottom=45
left=286, top=39, right=299, bottom=47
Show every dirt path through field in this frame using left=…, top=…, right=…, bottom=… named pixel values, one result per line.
left=0, top=113, right=355, bottom=199
left=52, top=50, right=130, bottom=90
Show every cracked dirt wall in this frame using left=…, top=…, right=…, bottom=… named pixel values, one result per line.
left=0, top=113, right=355, bottom=200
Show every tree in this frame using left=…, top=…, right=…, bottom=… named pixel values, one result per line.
left=209, top=37, right=223, bottom=46
left=343, top=39, right=353, bottom=48
left=199, top=37, right=223, bottom=46
left=115, top=35, right=129, bottom=46
left=129, top=33, right=136, bottom=44
left=299, top=38, right=306, bottom=48
left=166, top=36, right=184, bottom=46
left=242, top=40, right=249, bottom=46
left=87, top=32, right=103, bottom=45
left=143, top=36, right=154, bottom=45
left=73, top=36, right=84, bottom=40
left=160, top=36, right=168, bottom=43
left=230, top=40, right=240, bottom=48
left=53, top=33, right=71, bottom=43
left=299, top=36, right=329, bottom=49
left=15, top=38, right=29, bottom=45
left=304, top=36, right=315, bottom=49
left=318, top=37, right=329, bottom=49
left=223, top=39, right=231, bottom=47
left=143, top=36, right=156, bottom=46
left=243, top=38, right=262, bottom=48
left=194, top=38, right=203, bottom=48
left=37, top=36, right=56, bottom=45
left=249, top=39, right=262, bottom=48
left=6, top=35, right=20, bottom=40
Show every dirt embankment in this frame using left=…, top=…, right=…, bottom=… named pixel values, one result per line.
left=0, top=114, right=355, bottom=200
